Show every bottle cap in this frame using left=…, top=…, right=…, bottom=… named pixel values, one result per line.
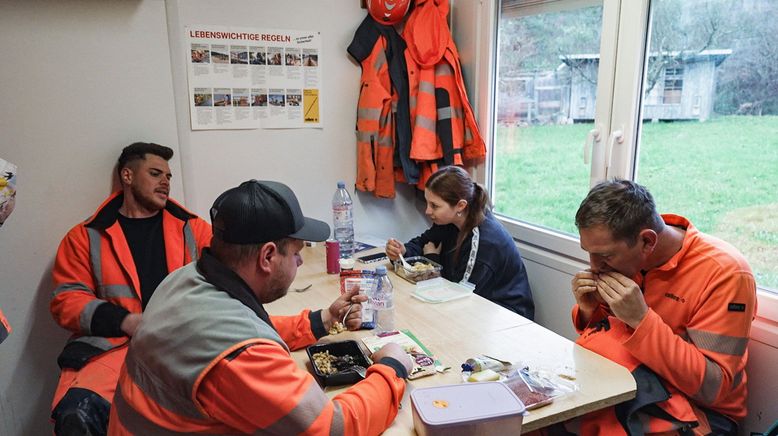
left=337, top=181, right=345, bottom=188
left=339, top=258, right=355, bottom=270
left=375, top=265, right=387, bottom=275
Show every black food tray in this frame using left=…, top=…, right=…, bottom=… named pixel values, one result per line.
left=306, top=340, right=371, bottom=387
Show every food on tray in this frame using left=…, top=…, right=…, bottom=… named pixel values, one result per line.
left=311, top=351, right=358, bottom=375
left=395, top=256, right=442, bottom=283
left=328, top=321, right=346, bottom=335
left=410, top=262, right=434, bottom=272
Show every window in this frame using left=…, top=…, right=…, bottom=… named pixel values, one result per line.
left=635, top=0, right=778, bottom=294
left=492, top=1, right=609, bottom=255
left=488, top=0, right=778, bottom=295
left=662, top=66, right=683, bottom=104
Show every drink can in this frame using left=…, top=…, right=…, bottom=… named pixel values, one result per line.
left=326, top=239, right=340, bottom=274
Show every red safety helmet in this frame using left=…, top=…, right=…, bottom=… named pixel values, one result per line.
left=367, top=0, right=412, bottom=25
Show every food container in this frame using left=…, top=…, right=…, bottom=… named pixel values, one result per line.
left=411, top=382, right=525, bottom=436
left=413, top=278, right=474, bottom=303
left=306, top=340, right=371, bottom=387
left=394, top=256, right=442, bottom=283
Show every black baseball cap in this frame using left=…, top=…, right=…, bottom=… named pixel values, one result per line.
left=210, top=180, right=330, bottom=244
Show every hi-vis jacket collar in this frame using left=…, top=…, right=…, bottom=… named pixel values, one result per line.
left=196, top=249, right=276, bottom=332
left=85, top=192, right=196, bottom=231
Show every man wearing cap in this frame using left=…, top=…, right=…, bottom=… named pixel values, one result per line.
left=109, top=180, right=413, bottom=435
left=50, top=143, right=212, bottom=435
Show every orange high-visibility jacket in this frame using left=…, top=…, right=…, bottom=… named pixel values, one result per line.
left=403, top=0, right=486, bottom=188
left=0, top=308, right=10, bottom=344
left=571, top=215, right=756, bottom=434
left=109, top=256, right=406, bottom=435
left=349, top=17, right=398, bottom=199
left=50, top=191, right=211, bottom=370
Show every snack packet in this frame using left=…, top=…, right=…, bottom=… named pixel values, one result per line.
left=501, top=366, right=578, bottom=410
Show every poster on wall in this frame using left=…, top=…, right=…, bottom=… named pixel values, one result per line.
left=186, top=25, right=322, bottom=130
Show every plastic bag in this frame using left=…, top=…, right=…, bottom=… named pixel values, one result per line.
left=501, top=366, right=579, bottom=410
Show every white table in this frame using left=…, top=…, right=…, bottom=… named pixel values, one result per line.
left=267, top=246, right=636, bottom=433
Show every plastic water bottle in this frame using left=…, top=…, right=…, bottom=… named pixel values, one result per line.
left=332, top=181, right=355, bottom=259
left=373, top=266, right=395, bottom=333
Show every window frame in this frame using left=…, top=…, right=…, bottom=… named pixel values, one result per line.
left=473, top=0, right=778, bottom=322
left=483, top=0, right=624, bottom=260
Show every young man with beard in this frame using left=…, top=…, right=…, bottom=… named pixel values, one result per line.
left=49, top=142, right=212, bottom=435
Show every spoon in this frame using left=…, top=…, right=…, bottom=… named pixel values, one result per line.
left=398, top=252, right=412, bottom=270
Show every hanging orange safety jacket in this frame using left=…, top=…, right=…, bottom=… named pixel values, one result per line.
left=0, top=307, right=10, bottom=345
left=571, top=215, right=756, bottom=435
left=50, top=192, right=211, bottom=402
left=109, top=252, right=406, bottom=435
left=349, top=17, right=396, bottom=198
left=403, top=0, right=486, bottom=188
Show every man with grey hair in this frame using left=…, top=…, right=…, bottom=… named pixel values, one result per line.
left=568, top=178, right=755, bottom=435
left=109, top=180, right=412, bottom=435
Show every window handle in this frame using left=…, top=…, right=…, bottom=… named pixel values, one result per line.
left=605, top=129, right=624, bottom=175
left=583, top=126, right=602, bottom=165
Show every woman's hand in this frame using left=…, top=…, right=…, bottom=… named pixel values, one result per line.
left=385, top=238, right=406, bottom=261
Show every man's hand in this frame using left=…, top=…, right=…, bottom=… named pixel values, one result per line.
left=371, top=342, right=413, bottom=374
left=385, top=238, right=406, bottom=261
left=571, top=270, right=603, bottom=324
left=596, top=271, right=648, bottom=329
left=422, top=241, right=441, bottom=256
left=323, top=287, right=368, bottom=332
left=120, top=313, right=142, bottom=337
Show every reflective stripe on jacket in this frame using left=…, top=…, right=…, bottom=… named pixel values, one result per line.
left=50, top=192, right=211, bottom=369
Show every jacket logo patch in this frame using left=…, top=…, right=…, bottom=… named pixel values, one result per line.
left=664, top=292, right=686, bottom=303
left=728, top=302, right=746, bottom=312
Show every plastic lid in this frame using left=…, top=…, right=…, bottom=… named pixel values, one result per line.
left=375, top=265, right=387, bottom=275
left=411, top=383, right=525, bottom=425
left=339, top=258, right=355, bottom=270
left=337, top=181, right=345, bottom=188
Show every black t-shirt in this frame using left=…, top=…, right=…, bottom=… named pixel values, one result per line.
left=118, top=212, right=167, bottom=309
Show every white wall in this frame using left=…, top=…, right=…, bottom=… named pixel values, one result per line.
left=0, top=2, right=184, bottom=434
left=0, top=1, right=427, bottom=434
left=165, top=0, right=428, bottom=241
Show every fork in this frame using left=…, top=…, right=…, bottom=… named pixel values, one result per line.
left=349, top=365, right=367, bottom=379
left=293, top=284, right=312, bottom=292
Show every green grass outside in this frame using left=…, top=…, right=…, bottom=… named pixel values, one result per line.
left=493, top=115, right=778, bottom=289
